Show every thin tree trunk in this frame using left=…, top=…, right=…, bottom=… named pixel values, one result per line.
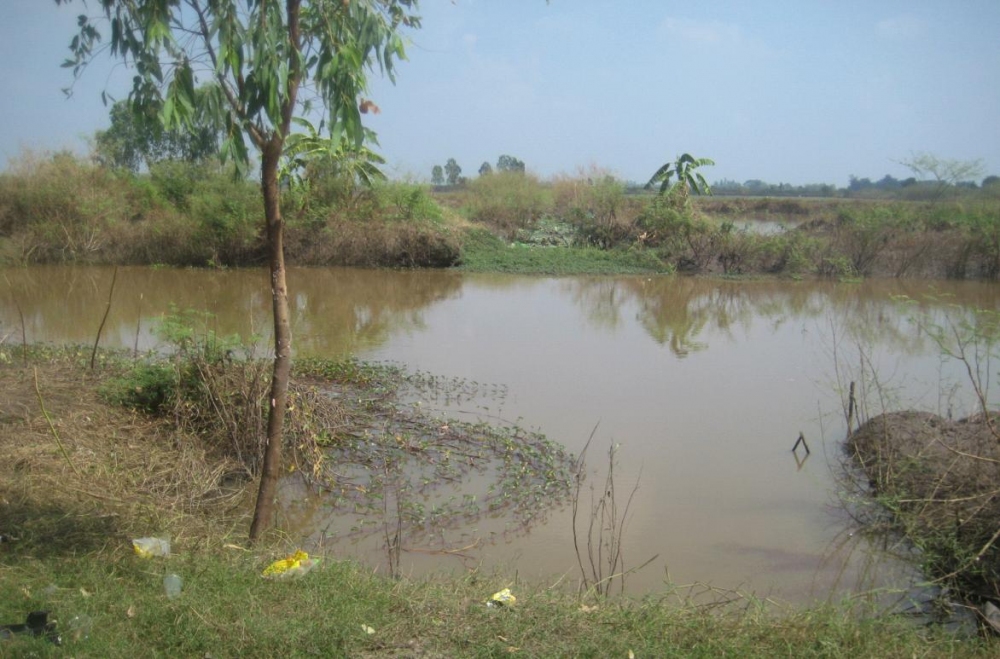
left=249, top=137, right=293, bottom=542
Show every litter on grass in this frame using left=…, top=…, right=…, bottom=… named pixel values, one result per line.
left=486, top=587, right=516, bottom=608
left=132, top=537, right=170, bottom=558
left=262, top=550, right=318, bottom=580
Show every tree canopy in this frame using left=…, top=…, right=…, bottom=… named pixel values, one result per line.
left=444, top=157, right=461, bottom=185
left=496, top=154, right=525, bottom=173
left=60, top=0, right=418, bottom=172
left=94, top=97, right=222, bottom=171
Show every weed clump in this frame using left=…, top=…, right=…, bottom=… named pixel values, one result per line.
left=848, top=411, right=1000, bottom=601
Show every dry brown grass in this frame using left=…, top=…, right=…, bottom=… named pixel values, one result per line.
left=0, top=359, right=257, bottom=553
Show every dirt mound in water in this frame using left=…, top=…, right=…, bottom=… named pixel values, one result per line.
left=848, top=411, right=1000, bottom=600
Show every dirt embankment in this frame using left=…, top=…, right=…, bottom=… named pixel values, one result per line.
left=848, top=411, right=1000, bottom=600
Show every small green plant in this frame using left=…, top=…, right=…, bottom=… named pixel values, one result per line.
left=373, top=181, right=442, bottom=223
left=99, top=362, right=176, bottom=413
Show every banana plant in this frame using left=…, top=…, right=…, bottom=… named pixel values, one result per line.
left=647, top=153, right=715, bottom=197
left=281, top=117, right=387, bottom=193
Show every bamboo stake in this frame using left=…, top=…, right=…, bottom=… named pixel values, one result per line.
left=90, top=266, right=118, bottom=369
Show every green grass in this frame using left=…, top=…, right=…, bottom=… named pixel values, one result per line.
left=458, top=228, right=671, bottom=275
left=2, top=546, right=995, bottom=658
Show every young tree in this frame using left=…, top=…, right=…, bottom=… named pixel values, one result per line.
left=431, top=164, right=444, bottom=185
left=444, top=157, right=461, bottom=185
left=478, top=161, right=492, bottom=177
left=58, top=0, right=420, bottom=542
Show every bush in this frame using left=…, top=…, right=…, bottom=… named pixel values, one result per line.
left=373, top=182, right=443, bottom=224
left=102, top=308, right=270, bottom=474
left=832, top=205, right=899, bottom=276
left=757, top=230, right=819, bottom=274
left=99, top=363, right=176, bottom=414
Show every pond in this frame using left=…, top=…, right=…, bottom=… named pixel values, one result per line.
left=4, top=265, right=1000, bottom=604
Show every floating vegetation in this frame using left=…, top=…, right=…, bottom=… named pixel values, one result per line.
left=287, top=358, right=574, bottom=558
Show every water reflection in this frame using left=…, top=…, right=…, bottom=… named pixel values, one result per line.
left=1, top=266, right=462, bottom=358
left=5, top=266, right=1000, bottom=602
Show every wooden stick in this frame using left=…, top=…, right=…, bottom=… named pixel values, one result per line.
left=90, top=266, right=118, bottom=369
left=792, top=431, right=810, bottom=455
left=845, top=381, right=856, bottom=437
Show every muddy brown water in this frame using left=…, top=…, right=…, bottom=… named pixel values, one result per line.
left=4, top=265, right=1000, bottom=603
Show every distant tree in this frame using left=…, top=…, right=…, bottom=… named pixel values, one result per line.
left=848, top=175, right=873, bottom=193
left=444, top=158, right=462, bottom=185
left=496, top=154, right=525, bottom=173
left=431, top=165, right=444, bottom=186
left=646, top=153, right=714, bottom=199
left=898, top=152, right=986, bottom=198
left=983, top=175, right=1000, bottom=189
left=94, top=98, right=222, bottom=171
left=876, top=174, right=901, bottom=190
left=478, top=161, right=493, bottom=176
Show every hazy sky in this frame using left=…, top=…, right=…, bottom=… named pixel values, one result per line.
left=2, top=1, right=998, bottom=186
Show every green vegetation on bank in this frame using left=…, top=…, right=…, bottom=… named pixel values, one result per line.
left=2, top=151, right=1000, bottom=278
left=2, top=346, right=997, bottom=657
left=5, top=546, right=993, bottom=658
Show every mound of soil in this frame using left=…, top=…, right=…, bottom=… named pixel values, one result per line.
left=848, top=411, right=1000, bottom=599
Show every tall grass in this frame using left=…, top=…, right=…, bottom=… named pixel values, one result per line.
left=0, top=152, right=459, bottom=268
left=463, top=171, right=550, bottom=238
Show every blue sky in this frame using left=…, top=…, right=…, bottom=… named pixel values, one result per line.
left=2, top=1, right=998, bottom=186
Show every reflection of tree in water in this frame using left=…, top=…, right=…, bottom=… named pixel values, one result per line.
left=559, top=277, right=1000, bottom=359
left=0, top=266, right=462, bottom=359
left=6, top=266, right=1000, bottom=361
left=288, top=268, right=462, bottom=356
left=559, top=277, right=625, bottom=332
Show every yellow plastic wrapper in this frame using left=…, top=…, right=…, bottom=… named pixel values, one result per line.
left=262, top=550, right=317, bottom=580
left=132, top=537, right=170, bottom=558
left=487, top=587, right=516, bottom=608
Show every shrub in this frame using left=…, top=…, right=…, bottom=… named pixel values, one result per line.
left=99, top=363, right=176, bottom=414
left=373, top=182, right=443, bottom=224
left=102, top=308, right=270, bottom=474
left=757, top=230, right=819, bottom=274
left=715, top=222, right=760, bottom=275
left=832, top=205, right=899, bottom=276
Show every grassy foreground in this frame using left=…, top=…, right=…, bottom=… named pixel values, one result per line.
left=4, top=549, right=992, bottom=659
left=1, top=353, right=998, bottom=657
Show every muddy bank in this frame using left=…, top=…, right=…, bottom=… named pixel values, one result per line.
left=848, top=411, right=1000, bottom=600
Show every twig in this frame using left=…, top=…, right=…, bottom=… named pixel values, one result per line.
left=133, top=293, right=143, bottom=360
left=572, top=424, right=598, bottom=591
left=791, top=431, right=810, bottom=455
left=33, top=367, right=82, bottom=477
left=14, top=295, right=27, bottom=366
left=90, top=266, right=119, bottom=369
left=845, top=381, right=856, bottom=437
